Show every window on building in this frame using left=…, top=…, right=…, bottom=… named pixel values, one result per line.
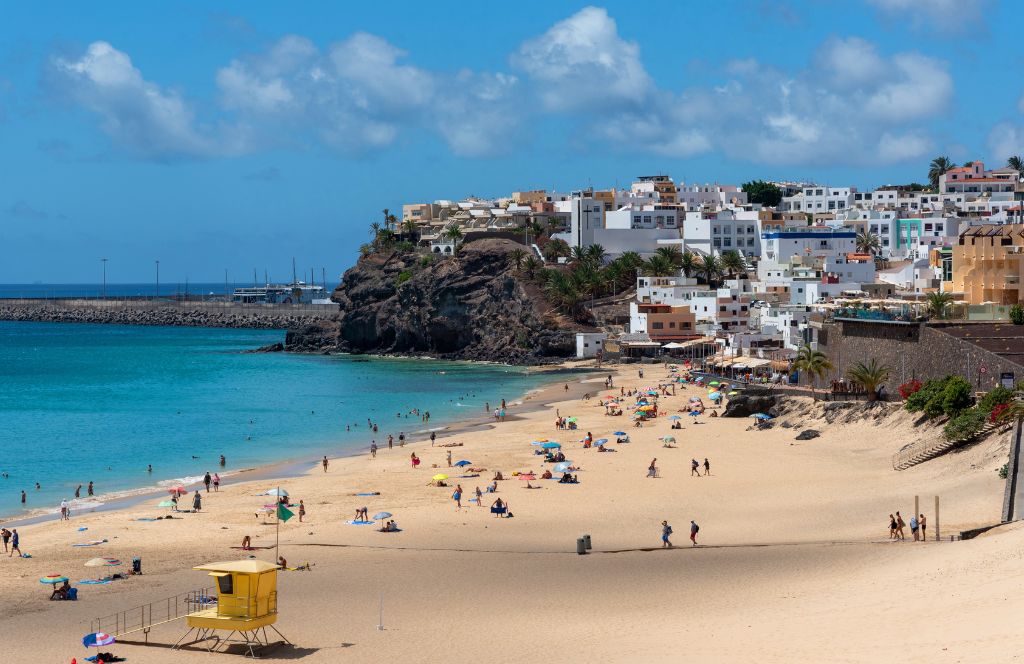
left=651, top=322, right=664, bottom=330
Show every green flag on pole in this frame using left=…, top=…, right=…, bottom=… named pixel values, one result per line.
left=277, top=503, right=294, bottom=522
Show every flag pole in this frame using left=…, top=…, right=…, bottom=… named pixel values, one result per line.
left=276, top=486, right=280, bottom=567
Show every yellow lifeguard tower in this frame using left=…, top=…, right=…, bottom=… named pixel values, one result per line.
left=174, top=560, right=290, bottom=657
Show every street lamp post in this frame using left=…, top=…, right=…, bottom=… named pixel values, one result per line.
left=155, top=260, right=160, bottom=300
left=101, top=258, right=108, bottom=299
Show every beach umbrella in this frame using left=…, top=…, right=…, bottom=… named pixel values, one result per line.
left=432, top=474, right=449, bottom=481
left=647, top=390, right=659, bottom=396
left=689, top=396, right=701, bottom=402
left=39, top=574, right=68, bottom=585
left=688, top=411, right=700, bottom=417
left=264, top=488, right=289, bottom=497
left=728, top=391, right=739, bottom=395
left=372, top=511, right=392, bottom=527
left=157, top=500, right=175, bottom=508
left=613, top=431, right=626, bottom=436
left=708, top=381, right=720, bottom=386
left=167, top=486, right=186, bottom=495
left=84, top=557, right=121, bottom=567
left=541, top=442, right=561, bottom=449
left=518, top=473, right=536, bottom=481
left=662, top=436, right=676, bottom=443
left=669, top=415, right=682, bottom=420
left=594, top=438, right=608, bottom=445
left=751, top=413, right=773, bottom=420
left=566, top=417, right=577, bottom=423
left=553, top=462, right=573, bottom=473
left=709, top=392, right=723, bottom=401
left=83, top=632, right=115, bottom=648
left=453, top=460, right=471, bottom=467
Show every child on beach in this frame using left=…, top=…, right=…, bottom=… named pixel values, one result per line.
left=662, top=521, right=673, bottom=548
left=298, top=500, right=306, bottom=522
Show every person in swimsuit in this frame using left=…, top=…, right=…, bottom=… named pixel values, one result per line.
left=213, top=473, right=220, bottom=491
left=703, top=458, right=711, bottom=476
left=9, top=529, right=20, bottom=557
left=298, top=500, right=306, bottom=522
left=888, top=514, right=898, bottom=540
left=895, top=511, right=906, bottom=540
left=0, top=528, right=10, bottom=553
left=453, top=484, right=463, bottom=508
left=322, top=456, right=329, bottom=472
left=919, top=513, right=927, bottom=542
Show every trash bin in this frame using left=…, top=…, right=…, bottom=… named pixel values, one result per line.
left=576, top=538, right=587, bottom=555
left=132, top=557, right=142, bottom=574
left=583, top=534, right=592, bottom=550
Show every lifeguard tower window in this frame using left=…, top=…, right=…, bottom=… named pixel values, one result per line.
left=215, top=573, right=233, bottom=594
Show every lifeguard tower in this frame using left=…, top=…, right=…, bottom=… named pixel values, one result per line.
left=174, top=560, right=290, bottom=657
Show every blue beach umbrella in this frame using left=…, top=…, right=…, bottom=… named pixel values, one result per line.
left=613, top=431, right=627, bottom=436
left=669, top=415, right=682, bottom=420
left=542, top=442, right=561, bottom=449
left=709, top=392, right=723, bottom=401
left=594, top=438, right=608, bottom=445
left=552, top=462, right=573, bottom=473
left=83, top=632, right=115, bottom=648
left=454, top=460, right=471, bottom=467
left=372, top=512, right=392, bottom=520
left=688, top=411, right=700, bottom=417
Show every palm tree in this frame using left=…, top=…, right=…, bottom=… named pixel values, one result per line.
left=654, top=246, right=683, bottom=268
left=507, top=248, right=527, bottom=270
left=793, top=344, right=834, bottom=400
left=928, top=156, right=956, bottom=190
left=402, top=218, right=418, bottom=241
left=1008, top=156, right=1024, bottom=178
left=523, top=256, right=540, bottom=279
left=569, top=246, right=589, bottom=266
left=699, top=254, right=723, bottom=287
left=542, top=239, right=571, bottom=262
left=720, top=250, right=746, bottom=279
left=444, top=226, right=463, bottom=242
left=643, top=254, right=676, bottom=277
left=369, top=221, right=381, bottom=238
left=925, top=291, right=952, bottom=319
left=679, top=250, right=698, bottom=278
left=618, top=251, right=644, bottom=272
left=544, top=270, right=585, bottom=321
left=855, top=231, right=882, bottom=255
left=846, top=359, right=891, bottom=402
left=382, top=209, right=391, bottom=233
left=585, top=244, right=607, bottom=266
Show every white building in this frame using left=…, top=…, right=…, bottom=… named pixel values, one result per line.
left=575, top=332, right=607, bottom=359
left=677, top=183, right=747, bottom=209
left=781, top=186, right=856, bottom=213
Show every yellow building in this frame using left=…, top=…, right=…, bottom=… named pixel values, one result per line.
left=951, top=224, right=1024, bottom=304
left=511, top=190, right=547, bottom=206
left=176, top=560, right=289, bottom=656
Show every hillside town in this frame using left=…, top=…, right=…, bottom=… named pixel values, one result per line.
left=389, top=157, right=1024, bottom=380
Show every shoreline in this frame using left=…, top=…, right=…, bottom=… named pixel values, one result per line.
left=0, top=362, right=603, bottom=527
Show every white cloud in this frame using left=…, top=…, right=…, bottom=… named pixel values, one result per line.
left=51, top=42, right=227, bottom=158
left=512, top=6, right=651, bottom=110
left=433, top=71, right=521, bottom=157
left=876, top=132, right=933, bottom=162
left=988, top=122, right=1024, bottom=161
left=866, top=0, right=991, bottom=35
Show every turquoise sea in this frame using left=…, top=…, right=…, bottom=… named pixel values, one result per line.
left=0, top=322, right=551, bottom=519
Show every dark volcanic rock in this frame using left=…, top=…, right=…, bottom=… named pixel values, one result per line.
left=245, top=342, right=285, bottom=353
left=285, top=239, right=585, bottom=364
left=795, top=429, right=820, bottom=440
left=722, top=394, right=778, bottom=418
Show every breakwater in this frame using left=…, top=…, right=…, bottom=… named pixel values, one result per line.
left=0, top=299, right=339, bottom=330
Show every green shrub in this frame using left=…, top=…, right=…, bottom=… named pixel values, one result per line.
left=998, top=463, right=1009, bottom=480
left=978, top=386, right=1014, bottom=414
left=905, top=377, right=947, bottom=414
left=943, top=407, right=987, bottom=441
left=420, top=255, right=434, bottom=268
left=1011, top=304, right=1024, bottom=325
left=398, top=240, right=415, bottom=253
left=940, top=376, right=973, bottom=417
left=395, top=270, right=413, bottom=286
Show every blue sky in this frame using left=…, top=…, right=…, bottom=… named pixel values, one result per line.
left=2, top=0, right=1023, bottom=282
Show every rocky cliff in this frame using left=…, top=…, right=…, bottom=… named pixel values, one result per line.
left=285, top=239, right=583, bottom=363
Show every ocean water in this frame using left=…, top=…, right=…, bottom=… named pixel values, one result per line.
left=0, top=283, right=250, bottom=298
left=0, top=321, right=551, bottom=519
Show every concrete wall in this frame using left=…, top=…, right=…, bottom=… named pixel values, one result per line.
left=816, top=319, right=1023, bottom=394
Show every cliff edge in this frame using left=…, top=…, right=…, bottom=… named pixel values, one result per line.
left=285, top=239, right=584, bottom=363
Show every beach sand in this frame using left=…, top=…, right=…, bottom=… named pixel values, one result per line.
left=0, top=364, right=1020, bottom=662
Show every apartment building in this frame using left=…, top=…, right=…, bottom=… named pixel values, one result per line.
left=950, top=224, right=1024, bottom=304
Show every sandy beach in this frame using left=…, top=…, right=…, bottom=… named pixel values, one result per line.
left=0, top=363, right=1020, bottom=663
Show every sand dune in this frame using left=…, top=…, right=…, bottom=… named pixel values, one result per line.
left=0, top=364, right=1018, bottom=662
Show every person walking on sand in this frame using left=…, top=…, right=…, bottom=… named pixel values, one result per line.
left=888, top=514, right=898, bottom=540
left=647, top=458, right=657, bottom=478
left=203, top=472, right=212, bottom=493
left=88, top=481, right=94, bottom=497
left=298, top=500, right=306, bottom=523
left=690, top=520, right=699, bottom=547
left=447, top=451, right=453, bottom=468
left=475, top=486, right=483, bottom=506
left=411, top=452, right=420, bottom=468
left=662, top=520, right=673, bottom=548
left=388, top=434, right=393, bottom=450
left=691, top=459, right=701, bottom=477
left=9, top=528, right=20, bottom=557
left=453, top=484, right=463, bottom=509
left=370, top=441, right=377, bottom=459
left=430, top=432, right=436, bottom=446
left=895, top=511, right=906, bottom=540
left=213, top=473, right=220, bottom=492
left=919, top=513, right=927, bottom=542
left=322, top=456, right=329, bottom=472
left=0, top=528, right=9, bottom=553
left=60, top=499, right=69, bottom=521
left=192, top=491, right=202, bottom=512
left=909, top=514, right=919, bottom=541
left=703, top=458, right=711, bottom=476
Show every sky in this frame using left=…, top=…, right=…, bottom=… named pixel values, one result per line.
left=2, top=0, right=1024, bottom=283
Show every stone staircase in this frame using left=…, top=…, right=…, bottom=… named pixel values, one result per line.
left=892, top=419, right=1012, bottom=471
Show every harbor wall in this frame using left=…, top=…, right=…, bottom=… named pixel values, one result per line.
left=0, top=299, right=339, bottom=330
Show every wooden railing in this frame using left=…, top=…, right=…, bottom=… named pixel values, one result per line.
left=892, top=419, right=1012, bottom=471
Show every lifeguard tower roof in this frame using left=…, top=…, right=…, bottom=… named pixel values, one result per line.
left=194, top=560, right=279, bottom=574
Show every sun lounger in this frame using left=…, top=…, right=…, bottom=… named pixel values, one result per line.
left=355, top=492, right=380, bottom=496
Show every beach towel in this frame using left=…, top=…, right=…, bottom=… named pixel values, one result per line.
left=78, top=579, right=112, bottom=585
left=355, top=492, right=380, bottom=496
left=73, top=540, right=108, bottom=547
left=346, top=520, right=375, bottom=525
left=135, top=518, right=158, bottom=522
left=77, top=527, right=88, bottom=531
left=230, top=545, right=274, bottom=550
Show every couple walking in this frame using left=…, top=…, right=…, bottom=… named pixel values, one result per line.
left=661, top=520, right=699, bottom=548
left=889, top=511, right=928, bottom=541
